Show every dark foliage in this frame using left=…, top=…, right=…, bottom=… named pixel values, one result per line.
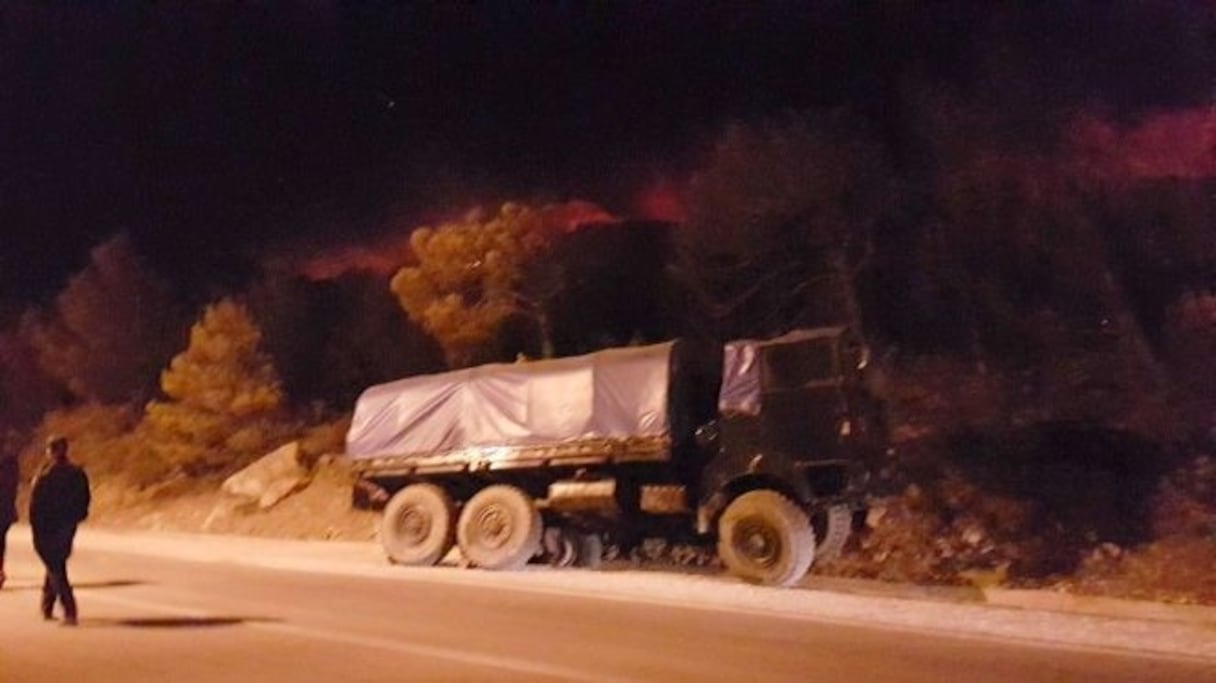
left=946, top=424, right=1169, bottom=570
left=525, top=221, right=681, bottom=356
left=249, top=272, right=444, bottom=408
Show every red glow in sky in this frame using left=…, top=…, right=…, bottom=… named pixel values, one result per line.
left=1072, top=107, right=1216, bottom=180
left=296, top=200, right=616, bottom=280
left=635, top=179, right=687, bottom=223
left=545, top=200, right=616, bottom=233
left=298, top=236, right=414, bottom=280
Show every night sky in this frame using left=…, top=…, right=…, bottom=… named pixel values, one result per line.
left=1, top=1, right=1211, bottom=302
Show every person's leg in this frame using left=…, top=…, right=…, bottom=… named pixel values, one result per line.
left=47, top=552, right=77, bottom=625
left=40, top=570, right=56, bottom=619
left=0, top=521, right=9, bottom=588
left=35, top=540, right=58, bottom=619
left=57, top=529, right=78, bottom=624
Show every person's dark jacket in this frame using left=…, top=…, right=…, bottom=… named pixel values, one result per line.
left=29, top=461, right=89, bottom=536
left=0, top=454, right=17, bottom=526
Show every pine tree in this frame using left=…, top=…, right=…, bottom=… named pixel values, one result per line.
left=0, top=330, right=62, bottom=430
left=675, top=112, right=891, bottom=340
left=141, top=299, right=289, bottom=475
left=23, top=233, right=182, bottom=404
left=390, top=201, right=605, bottom=367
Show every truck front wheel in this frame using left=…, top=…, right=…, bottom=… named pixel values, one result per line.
left=381, top=483, right=456, bottom=566
left=717, top=490, right=815, bottom=587
left=457, top=485, right=543, bottom=570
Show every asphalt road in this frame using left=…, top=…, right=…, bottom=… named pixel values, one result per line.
left=0, top=529, right=1213, bottom=682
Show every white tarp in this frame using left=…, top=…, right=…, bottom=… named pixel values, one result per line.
left=346, top=342, right=675, bottom=459
left=718, top=340, right=762, bottom=416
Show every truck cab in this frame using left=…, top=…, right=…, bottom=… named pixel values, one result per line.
left=694, top=327, right=883, bottom=585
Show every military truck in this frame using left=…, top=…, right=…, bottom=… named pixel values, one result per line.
left=347, top=326, right=883, bottom=586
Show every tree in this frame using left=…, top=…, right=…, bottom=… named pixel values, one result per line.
left=246, top=269, right=331, bottom=403
left=22, top=234, right=183, bottom=404
left=674, top=112, right=894, bottom=341
left=0, top=329, right=63, bottom=431
left=319, top=274, right=445, bottom=405
left=523, top=221, right=679, bottom=356
left=902, top=98, right=1180, bottom=433
left=141, top=299, right=289, bottom=475
left=390, top=201, right=609, bottom=367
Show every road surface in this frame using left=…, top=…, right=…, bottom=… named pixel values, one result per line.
left=0, top=526, right=1212, bottom=682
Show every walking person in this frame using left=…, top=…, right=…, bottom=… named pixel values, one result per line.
left=30, top=436, right=90, bottom=626
left=0, top=433, right=19, bottom=589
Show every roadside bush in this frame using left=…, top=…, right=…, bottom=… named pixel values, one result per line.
left=1069, top=453, right=1216, bottom=604
left=28, top=403, right=142, bottom=478
left=139, top=299, right=295, bottom=482
left=297, top=414, right=352, bottom=468
left=829, top=423, right=1167, bottom=585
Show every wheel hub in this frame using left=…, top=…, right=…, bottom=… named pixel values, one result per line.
left=734, top=517, right=780, bottom=568
left=397, top=507, right=432, bottom=545
left=475, top=504, right=512, bottom=549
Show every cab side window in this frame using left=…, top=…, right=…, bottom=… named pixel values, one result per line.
left=760, top=340, right=836, bottom=391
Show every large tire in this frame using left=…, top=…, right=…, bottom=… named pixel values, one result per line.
left=542, top=527, right=578, bottom=568
left=380, top=483, right=456, bottom=566
left=813, top=504, right=853, bottom=564
left=717, top=490, right=815, bottom=587
left=457, top=485, right=543, bottom=570
left=576, top=532, right=603, bottom=570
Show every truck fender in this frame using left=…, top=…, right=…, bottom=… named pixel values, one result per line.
left=696, top=450, right=812, bottom=534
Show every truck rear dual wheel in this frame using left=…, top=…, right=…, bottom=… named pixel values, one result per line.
left=457, top=485, right=543, bottom=570
left=380, top=484, right=456, bottom=566
left=577, top=532, right=604, bottom=570
left=717, top=490, right=815, bottom=587
left=543, top=528, right=605, bottom=569
left=543, top=527, right=579, bottom=568
left=813, top=504, right=853, bottom=564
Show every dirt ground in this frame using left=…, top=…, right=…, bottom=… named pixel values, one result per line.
left=84, top=459, right=379, bottom=542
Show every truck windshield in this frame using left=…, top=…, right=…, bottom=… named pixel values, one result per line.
left=759, top=339, right=837, bottom=391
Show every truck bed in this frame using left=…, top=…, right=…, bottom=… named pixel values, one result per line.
left=346, top=342, right=691, bottom=462
left=351, top=435, right=671, bottom=477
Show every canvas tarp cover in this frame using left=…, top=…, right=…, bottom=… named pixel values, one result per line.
left=346, top=342, right=676, bottom=459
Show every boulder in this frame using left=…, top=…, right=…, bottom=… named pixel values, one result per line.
left=221, top=441, right=310, bottom=509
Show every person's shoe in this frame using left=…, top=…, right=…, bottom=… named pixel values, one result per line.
left=62, top=616, right=78, bottom=627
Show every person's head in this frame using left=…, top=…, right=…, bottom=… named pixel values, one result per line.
left=45, top=436, right=68, bottom=462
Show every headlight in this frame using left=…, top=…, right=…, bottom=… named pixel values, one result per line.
left=694, top=422, right=719, bottom=449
